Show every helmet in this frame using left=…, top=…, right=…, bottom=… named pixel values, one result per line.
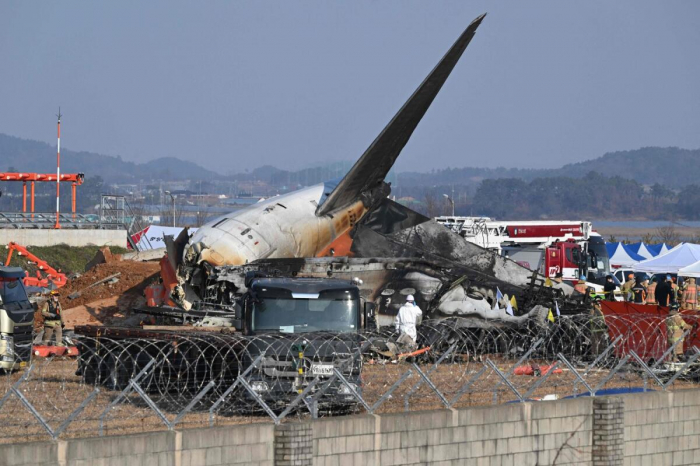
left=50, top=290, right=59, bottom=296
left=628, top=273, right=634, bottom=279
left=406, top=295, right=415, bottom=302
left=579, top=275, right=586, bottom=281
left=592, top=295, right=603, bottom=302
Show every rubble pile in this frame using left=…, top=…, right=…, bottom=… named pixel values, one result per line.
left=58, top=261, right=159, bottom=308
left=34, top=260, right=160, bottom=329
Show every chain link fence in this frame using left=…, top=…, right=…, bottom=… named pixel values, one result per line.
left=2, top=313, right=699, bottom=444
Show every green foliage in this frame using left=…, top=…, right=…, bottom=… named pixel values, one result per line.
left=472, top=172, right=648, bottom=219
left=675, top=185, right=700, bottom=219
left=3, top=244, right=128, bottom=275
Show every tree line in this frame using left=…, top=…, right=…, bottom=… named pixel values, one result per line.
left=407, top=172, right=700, bottom=221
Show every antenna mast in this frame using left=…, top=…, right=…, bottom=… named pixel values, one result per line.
left=54, top=108, right=62, bottom=229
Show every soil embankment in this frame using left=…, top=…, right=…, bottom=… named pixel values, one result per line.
left=35, top=259, right=161, bottom=329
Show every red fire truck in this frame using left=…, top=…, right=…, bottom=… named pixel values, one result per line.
left=435, top=217, right=611, bottom=285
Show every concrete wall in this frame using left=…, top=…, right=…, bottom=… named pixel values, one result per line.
left=3, top=389, right=700, bottom=465
left=624, top=390, right=700, bottom=466
left=310, top=401, right=594, bottom=466
left=0, top=424, right=274, bottom=466
left=0, top=228, right=126, bottom=247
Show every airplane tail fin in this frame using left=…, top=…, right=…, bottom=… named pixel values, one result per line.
left=316, top=13, right=486, bottom=217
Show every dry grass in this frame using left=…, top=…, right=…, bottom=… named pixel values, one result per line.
left=1, top=356, right=698, bottom=444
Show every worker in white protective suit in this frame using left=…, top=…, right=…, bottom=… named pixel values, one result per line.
left=394, top=295, right=423, bottom=349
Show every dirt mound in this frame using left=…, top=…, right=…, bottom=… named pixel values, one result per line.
left=35, top=260, right=161, bottom=329
left=58, top=261, right=160, bottom=307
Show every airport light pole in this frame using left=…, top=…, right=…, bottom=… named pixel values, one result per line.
left=55, top=109, right=62, bottom=229
left=443, top=194, right=455, bottom=217
left=164, top=190, right=175, bottom=227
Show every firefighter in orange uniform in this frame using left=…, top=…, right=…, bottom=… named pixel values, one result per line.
left=681, top=277, right=698, bottom=311
left=574, top=275, right=588, bottom=294
left=671, top=277, right=680, bottom=304
left=666, top=303, right=690, bottom=362
left=645, top=277, right=658, bottom=304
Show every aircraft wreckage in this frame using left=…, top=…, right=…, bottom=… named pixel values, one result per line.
left=153, top=13, right=588, bottom=331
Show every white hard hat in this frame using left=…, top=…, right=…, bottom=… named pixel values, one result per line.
left=406, top=295, right=415, bottom=302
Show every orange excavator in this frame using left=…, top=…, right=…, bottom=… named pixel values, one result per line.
left=4, top=242, right=67, bottom=289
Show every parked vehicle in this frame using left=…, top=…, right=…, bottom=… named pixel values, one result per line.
left=0, top=267, right=34, bottom=372
left=435, top=217, right=612, bottom=285
left=76, top=276, right=370, bottom=411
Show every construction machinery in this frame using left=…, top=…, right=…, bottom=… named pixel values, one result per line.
left=4, top=242, right=67, bottom=289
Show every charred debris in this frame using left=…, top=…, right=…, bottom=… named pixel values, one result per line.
left=164, top=199, right=589, bottom=333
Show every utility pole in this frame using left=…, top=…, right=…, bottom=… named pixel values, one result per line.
left=54, top=108, right=62, bottom=229
left=443, top=193, right=455, bottom=217
left=165, top=190, right=175, bottom=227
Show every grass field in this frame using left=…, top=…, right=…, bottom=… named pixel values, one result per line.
left=2, top=244, right=129, bottom=275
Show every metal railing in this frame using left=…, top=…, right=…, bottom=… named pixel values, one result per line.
left=1, top=314, right=699, bottom=443
left=0, top=212, right=98, bottom=229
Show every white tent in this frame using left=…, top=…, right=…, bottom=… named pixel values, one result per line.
left=633, top=243, right=700, bottom=274
left=628, top=242, right=655, bottom=260
left=660, top=243, right=674, bottom=255
left=609, top=243, right=646, bottom=267
left=679, top=259, right=700, bottom=278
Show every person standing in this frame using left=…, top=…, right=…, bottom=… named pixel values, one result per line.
left=574, top=275, right=588, bottom=294
left=603, top=275, right=617, bottom=301
left=589, top=296, right=608, bottom=356
left=553, top=272, right=564, bottom=285
left=394, top=295, right=422, bottom=349
left=41, top=291, right=64, bottom=347
left=671, top=277, right=680, bottom=304
left=646, top=276, right=658, bottom=304
left=632, top=277, right=647, bottom=304
left=681, top=277, right=698, bottom=311
left=666, top=304, right=690, bottom=363
left=656, top=275, right=675, bottom=307
left=621, top=273, right=635, bottom=301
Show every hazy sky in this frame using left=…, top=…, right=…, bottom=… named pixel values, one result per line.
left=1, top=2, right=699, bottom=173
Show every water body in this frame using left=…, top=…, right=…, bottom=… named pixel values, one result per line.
left=592, top=220, right=699, bottom=242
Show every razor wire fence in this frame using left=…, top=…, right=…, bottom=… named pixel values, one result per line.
left=2, top=313, right=700, bottom=444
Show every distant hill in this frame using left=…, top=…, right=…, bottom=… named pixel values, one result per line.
left=554, top=147, right=700, bottom=187
left=1, top=132, right=697, bottom=190
left=398, top=147, right=700, bottom=189
left=0, top=133, right=218, bottom=183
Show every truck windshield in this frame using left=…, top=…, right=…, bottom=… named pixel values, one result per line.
left=252, top=297, right=358, bottom=334
left=588, top=241, right=610, bottom=275
left=0, top=279, right=29, bottom=306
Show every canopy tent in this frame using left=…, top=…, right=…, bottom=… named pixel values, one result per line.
left=627, top=242, right=655, bottom=260
left=679, top=259, right=700, bottom=278
left=633, top=243, right=700, bottom=274
left=646, top=243, right=675, bottom=256
left=609, top=243, right=646, bottom=267
left=606, top=242, right=620, bottom=258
